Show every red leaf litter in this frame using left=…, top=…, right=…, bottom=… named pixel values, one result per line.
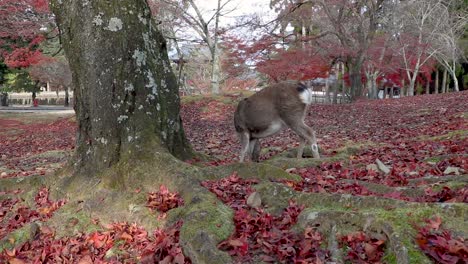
left=146, top=185, right=184, bottom=213
left=0, top=187, right=66, bottom=241
left=339, top=231, right=386, bottom=264
left=416, top=216, right=468, bottom=264
left=0, top=220, right=191, bottom=264
left=0, top=118, right=75, bottom=179
left=202, top=173, right=330, bottom=263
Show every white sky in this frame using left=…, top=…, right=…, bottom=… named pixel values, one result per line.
left=195, top=0, right=274, bottom=27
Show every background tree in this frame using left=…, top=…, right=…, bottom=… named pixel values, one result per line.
left=28, top=58, right=72, bottom=106
left=150, top=0, right=237, bottom=94
left=3, top=69, right=41, bottom=101
left=433, top=0, right=467, bottom=92
left=396, top=0, right=448, bottom=96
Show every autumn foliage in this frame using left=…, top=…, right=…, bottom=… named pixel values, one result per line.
left=416, top=216, right=468, bottom=263
left=1, top=90, right=467, bottom=262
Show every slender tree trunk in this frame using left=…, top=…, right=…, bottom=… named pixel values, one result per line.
left=425, top=78, right=430, bottom=95
left=50, top=0, right=191, bottom=175
left=0, top=92, right=8, bottom=106
left=390, top=87, right=394, bottom=98
left=349, top=61, right=363, bottom=100
left=435, top=70, right=439, bottom=94
left=64, top=86, right=69, bottom=107
left=408, top=76, right=417, bottom=96
left=442, top=69, right=447, bottom=93
left=341, top=62, right=345, bottom=101
left=451, top=71, right=459, bottom=92
left=210, top=0, right=222, bottom=94
left=325, top=71, right=330, bottom=103
left=401, top=78, right=406, bottom=97
left=333, top=83, right=338, bottom=104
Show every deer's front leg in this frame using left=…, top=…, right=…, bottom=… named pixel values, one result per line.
left=290, top=123, right=320, bottom=159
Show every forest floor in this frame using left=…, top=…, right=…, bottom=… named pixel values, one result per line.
left=0, top=91, right=467, bottom=263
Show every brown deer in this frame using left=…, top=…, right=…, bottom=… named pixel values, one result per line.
left=234, top=81, right=320, bottom=162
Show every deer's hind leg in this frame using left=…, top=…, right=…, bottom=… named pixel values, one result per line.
left=239, top=132, right=250, bottom=162
left=249, top=138, right=261, bottom=162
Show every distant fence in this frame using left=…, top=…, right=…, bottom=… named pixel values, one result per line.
left=7, top=92, right=74, bottom=106
left=306, top=91, right=350, bottom=104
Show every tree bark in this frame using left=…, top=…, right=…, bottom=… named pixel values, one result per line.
left=435, top=70, right=439, bottom=94
left=349, top=61, right=364, bottom=100
left=325, top=71, right=330, bottom=103
left=442, top=69, right=447, bottom=93
left=210, top=0, right=222, bottom=94
left=425, top=77, right=430, bottom=95
left=401, top=78, right=406, bottom=97
left=64, top=86, right=69, bottom=107
left=50, top=0, right=192, bottom=175
left=451, top=70, right=459, bottom=92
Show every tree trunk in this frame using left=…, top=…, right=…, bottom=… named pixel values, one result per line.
left=341, top=62, right=345, bottom=101
left=349, top=62, right=363, bottom=100
left=0, top=92, right=8, bottom=106
left=210, top=0, right=222, bottom=94
left=333, top=83, right=338, bottom=104
left=64, top=86, right=69, bottom=107
left=401, top=78, right=406, bottom=97
left=425, top=77, right=430, bottom=95
left=325, top=71, right=330, bottom=103
left=451, top=71, right=459, bottom=92
left=50, top=0, right=192, bottom=175
left=442, top=69, right=447, bottom=93
left=435, top=70, right=439, bottom=94
left=408, top=76, right=417, bottom=96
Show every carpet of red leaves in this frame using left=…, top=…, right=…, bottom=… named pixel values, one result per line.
left=416, top=216, right=468, bottom=264
left=184, top=92, right=467, bottom=203
left=182, top=92, right=467, bottom=166
left=1, top=91, right=467, bottom=263
left=0, top=118, right=75, bottom=178
left=0, top=188, right=188, bottom=263
left=0, top=220, right=190, bottom=264
left=202, top=173, right=331, bottom=263
left=0, top=187, right=66, bottom=241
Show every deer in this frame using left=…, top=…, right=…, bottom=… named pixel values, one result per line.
left=234, top=81, right=320, bottom=162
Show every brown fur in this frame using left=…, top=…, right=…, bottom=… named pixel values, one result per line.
left=234, top=81, right=320, bottom=162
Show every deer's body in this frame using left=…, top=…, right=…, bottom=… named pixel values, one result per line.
left=234, top=81, right=320, bottom=162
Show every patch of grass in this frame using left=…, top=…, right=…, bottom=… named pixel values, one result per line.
left=418, top=130, right=468, bottom=141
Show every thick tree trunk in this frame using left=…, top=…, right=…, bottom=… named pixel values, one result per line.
left=50, top=0, right=192, bottom=175
left=435, top=70, right=439, bottom=94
